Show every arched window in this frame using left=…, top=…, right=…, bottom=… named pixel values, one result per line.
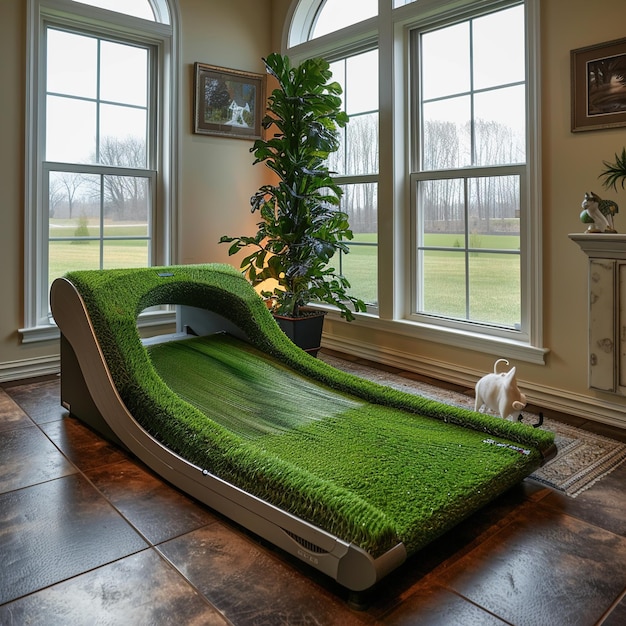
left=23, top=0, right=179, bottom=340
left=286, top=0, right=544, bottom=363
left=72, top=0, right=172, bottom=22
left=310, top=0, right=376, bottom=39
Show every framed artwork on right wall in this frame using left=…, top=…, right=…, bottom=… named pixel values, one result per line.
left=571, top=37, right=626, bottom=132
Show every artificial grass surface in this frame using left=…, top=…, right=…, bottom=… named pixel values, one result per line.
left=149, top=333, right=545, bottom=555
left=63, top=264, right=555, bottom=557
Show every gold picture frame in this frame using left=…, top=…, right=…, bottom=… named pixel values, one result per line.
left=571, top=37, right=626, bottom=132
left=193, top=63, right=265, bottom=140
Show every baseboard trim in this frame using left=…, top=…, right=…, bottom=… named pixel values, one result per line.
left=0, top=355, right=60, bottom=383
left=322, top=335, right=626, bottom=430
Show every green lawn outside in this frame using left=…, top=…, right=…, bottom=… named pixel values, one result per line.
left=48, top=228, right=520, bottom=327
left=48, top=220, right=149, bottom=284
left=340, top=232, right=520, bottom=326
left=422, top=233, right=520, bottom=250
left=49, top=240, right=149, bottom=284
left=49, top=220, right=148, bottom=238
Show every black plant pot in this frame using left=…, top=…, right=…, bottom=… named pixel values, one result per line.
left=274, top=311, right=326, bottom=357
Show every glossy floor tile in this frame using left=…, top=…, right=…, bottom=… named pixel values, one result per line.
left=0, top=424, right=76, bottom=493
left=0, top=549, right=229, bottom=626
left=0, top=387, right=32, bottom=433
left=158, top=522, right=372, bottom=626
left=0, top=474, right=148, bottom=605
left=85, top=459, right=219, bottom=545
left=431, top=503, right=626, bottom=626
left=1, top=370, right=625, bottom=625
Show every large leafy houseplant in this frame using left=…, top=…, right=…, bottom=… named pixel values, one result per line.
left=220, top=53, right=366, bottom=323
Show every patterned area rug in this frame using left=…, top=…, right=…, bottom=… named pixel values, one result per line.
left=319, top=354, right=626, bottom=498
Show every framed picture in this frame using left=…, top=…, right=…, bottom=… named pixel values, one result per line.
left=571, top=37, right=626, bottom=132
left=193, top=63, right=265, bottom=139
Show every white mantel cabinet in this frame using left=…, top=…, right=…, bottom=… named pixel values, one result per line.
left=570, top=233, right=626, bottom=394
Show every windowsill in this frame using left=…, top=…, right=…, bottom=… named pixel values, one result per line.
left=319, top=308, right=549, bottom=365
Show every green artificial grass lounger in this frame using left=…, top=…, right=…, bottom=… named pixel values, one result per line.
left=50, top=264, right=555, bottom=597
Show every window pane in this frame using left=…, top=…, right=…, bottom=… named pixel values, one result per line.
left=101, top=41, right=148, bottom=106
left=72, top=0, right=156, bottom=21
left=334, top=183, right=378, bottom=305
left=47, top=29, right=97, bottom=98
left=328, top=51, right=379, bottom=176
left=103, top=175, right=149, bottom=223
left=46, top=96, right=97, bottom=162
left=49, top=239, right=101, bottom=285
left=329, top=59, right=345, bottom=95
left=419, top=178, right=465, bottom=243
left=48, top=169, right=150, bottom=281
left=422, top=97, right=471, bottom=170
left=49, top=171, right=99, bottom=228
left=416, top=175, right=521, bottom=325
left=469, top=252, right=520, bottom=327
left=473, top=5, right=525, bottom=90
left=468, top=175, right=522, bottom=327
left=340, top=242, right=378, bottom=305
left=420, top=5, right=525, bottom=172
left=346, top=50, right=378, bottom=114
left=421, top=23, right=470, bottom=100
left=420, top=250, right=466, bottom=318
left=103, top=239, right=150, bottom=268
left=100, top=106, right=147, bottom=166
left=474, top=85, right=526, bottom=166
left=468, top=176, right=520, bottom=242
left=344, top=183, right=377, bottom=238
left=311, top=0, right=377, bottom=39
left=346, top=113, right=378, bottom=175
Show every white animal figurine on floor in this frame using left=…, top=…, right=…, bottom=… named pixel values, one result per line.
left=475, top=359, right=527, bottom=420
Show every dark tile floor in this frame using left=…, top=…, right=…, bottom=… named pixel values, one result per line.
left=1, top=359, right=626, bottom=625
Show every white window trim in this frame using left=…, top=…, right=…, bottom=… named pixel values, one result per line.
left=21, top=0, right=180, bottom=342
left=285, top=0, right=545, bottom=364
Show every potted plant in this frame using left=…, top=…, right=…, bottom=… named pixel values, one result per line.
left=220, top=53, right=366, bottom=354
left=600, top=147, right=626, bottom=191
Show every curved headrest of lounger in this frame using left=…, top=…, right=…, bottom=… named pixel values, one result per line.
left=59, top=264, right=294, bottom=354
left=52, top=264, right=313, bottom=408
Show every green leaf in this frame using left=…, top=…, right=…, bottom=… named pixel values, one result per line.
left=600, top=147, right=626, bottom=191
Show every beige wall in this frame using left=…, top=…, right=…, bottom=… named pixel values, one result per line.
left=178, top=0, right=273, bottom=266
left=2, top=0, right=626, bottom=425
left=0, top=1, right=33, bottom=377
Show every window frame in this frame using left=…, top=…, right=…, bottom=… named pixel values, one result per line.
left=285, top=0, right=545, bottom=364
left=22, top=0, right=179, bottom=342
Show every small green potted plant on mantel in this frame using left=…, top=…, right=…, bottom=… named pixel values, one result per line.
left=220, top=53, right=366, bottom=355
left=600, top=147, right=626, bottom=192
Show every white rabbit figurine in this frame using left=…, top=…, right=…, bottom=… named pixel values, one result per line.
left=475, top=359, right=527, bottom=420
